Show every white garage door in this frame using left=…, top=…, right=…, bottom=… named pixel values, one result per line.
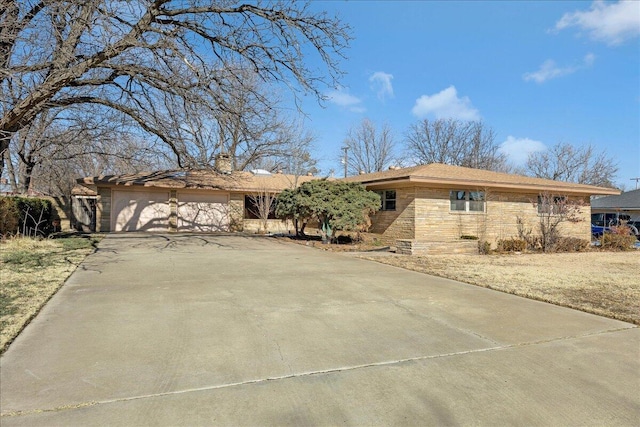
left=178, top=192, right=229, bottom=232
left=112, top=190, right=170, bottom=232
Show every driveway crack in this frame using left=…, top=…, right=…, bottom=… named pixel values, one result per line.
left=2, top=326, right=633, bottom=419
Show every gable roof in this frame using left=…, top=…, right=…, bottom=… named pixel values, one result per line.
left=79, top=170, right=320, bottom=193
left=343, top=163, right=619, bottom=196
left=591, top=189, right=640, bottom=210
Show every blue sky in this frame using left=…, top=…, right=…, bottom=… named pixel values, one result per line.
left=296, top=1, right=640, bottom=189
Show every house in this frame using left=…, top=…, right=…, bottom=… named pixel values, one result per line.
left=76, top=157, right=317, bottom=234
left=75, top=160, right=620, bottom=254
left=343, top=164, right=619, bottom=254
left=591, top=189, right=640, bottom=222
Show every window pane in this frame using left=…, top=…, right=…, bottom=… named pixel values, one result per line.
left=385, top=190, right=396, bottom=201
left=469, top=201, right=484, bottom=212
left=469, top=191, right=484, bottom=201
left=450, top=190, right=466, bottom=211
left=450, top=200, right=466, bottom=211
left=385, top=200, right=396, bottom=211
left=450, top=190, right=466, bottom=201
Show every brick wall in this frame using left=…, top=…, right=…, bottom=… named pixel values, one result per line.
left=228, top=193, right=244, bottom=231
left=369, top=186, right=415, bottom=243
left=370, top=185, right=591, bottom=248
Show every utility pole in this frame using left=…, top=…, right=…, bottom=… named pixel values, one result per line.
left=631, top=178, right=640, bottom=190
left=341, top=146, right=348, bottom=178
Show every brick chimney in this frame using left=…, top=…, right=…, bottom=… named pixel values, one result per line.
left=215, top=153, right=232, bottom=174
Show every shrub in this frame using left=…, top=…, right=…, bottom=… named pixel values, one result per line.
left=478, top=240, right=491, bottom=255
left=0, top=198, right=20, bottom=236
left=600, top=226, right=636, bottom=251
left=497, top=238, right=527, bottom=252
left=553, top=237, right=590, bottom=253
left=0, top=197, right=52, bottom=237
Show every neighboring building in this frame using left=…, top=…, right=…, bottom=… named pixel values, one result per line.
left=76, top=168, right=316, bottom=234
left=591, top=189, right=640, bottom=222
left=344, top=164, right=619, bottom=254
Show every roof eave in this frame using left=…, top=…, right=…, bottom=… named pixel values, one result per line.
left=355, top=176, right=620, bottom=195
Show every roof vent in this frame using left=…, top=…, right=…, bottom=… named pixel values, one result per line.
left=250, top=169, right=272, bottom=176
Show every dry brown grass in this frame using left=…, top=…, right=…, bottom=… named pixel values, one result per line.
left=0, top=236, right=100, bottom=353
left=359, top=251, right=640, bottom=325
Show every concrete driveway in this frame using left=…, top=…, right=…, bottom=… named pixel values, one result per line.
left=1, top=234, right=638, bottom=426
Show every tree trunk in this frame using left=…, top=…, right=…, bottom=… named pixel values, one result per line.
left=0, top=130, right=10, bottom=179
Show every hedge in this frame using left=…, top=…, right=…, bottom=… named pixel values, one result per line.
left=0, top=196, right=52, bottom=237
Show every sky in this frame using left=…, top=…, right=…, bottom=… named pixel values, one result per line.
left=295, top=0, right=640, bottom=189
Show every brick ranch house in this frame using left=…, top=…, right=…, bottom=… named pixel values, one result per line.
left=75, top=162, right=618, bottom=253
left=344, top=163, right=619, bottom=254
left=75, top=164, right=316, bottom=234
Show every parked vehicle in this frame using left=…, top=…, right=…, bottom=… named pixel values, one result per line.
left=591, top=213, right=640, bottom=240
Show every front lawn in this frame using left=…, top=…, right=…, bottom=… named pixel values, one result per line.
left=360, top=251, right=640, bottom=325
left=0, top=235, right=101, bottom=353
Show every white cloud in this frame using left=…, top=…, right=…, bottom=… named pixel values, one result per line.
left=326, top=88, right=365, bottom=113
left=369, top=71, right=394, bottom=100
left=499, top=136, right=547, bottom=166
left=411, top=86, right=480, bottom=121
left=523, top=53, right=596, bottom=84
left=554, top=0, right=640, bottom=45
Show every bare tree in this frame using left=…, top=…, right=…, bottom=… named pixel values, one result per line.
left=4, top=105, right=168, bottom=195
left=530, top=192, right=585, bottom=252
left=525, top=142, right=618, bottom=187
left=342, top=118, right=395, bottom=175
left=246, top=188, right=278, bottom=234
left=251, top=125, right=318, bottom=178
left=404, top=119, right=508, bottom=171
left=0, top=1, right=351, bottom=176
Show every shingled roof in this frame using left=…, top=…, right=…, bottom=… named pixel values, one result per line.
left=591, top=189, right=640, bottom=210
left=79, top=170, right=320, bottom=193
left=343, top=163, right=619, bottom=196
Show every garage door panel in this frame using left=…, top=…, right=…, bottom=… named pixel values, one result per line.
left=113, top=191, right=170, bottom=232
left=178, top=192, right=229, bottom=232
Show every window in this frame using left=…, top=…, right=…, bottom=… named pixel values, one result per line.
left=244, top=195, right=276, bottom=219
left=450, top=190, right=485, bottom=212
left=537, top=195, right=566, bottom=215
left=376, top=190, right=396, bottom=211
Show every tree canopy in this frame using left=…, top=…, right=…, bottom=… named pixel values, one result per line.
left=404, top=118, right=508, bottom=172
left=525, top=142, right=618, bottom=188
left=276, top=180, right=380, bottom=241
left=342, top=118, right=396, bottom=175
left=1, top=0, right=351, bottom=177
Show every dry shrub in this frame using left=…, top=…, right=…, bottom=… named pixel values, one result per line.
left=478, top=240, right=491, bottom=255
left=497, top=238, right=527, bottom=252
left=553, top=237, right=590, bottom=253
left=601, top=226, right=636, bottom=251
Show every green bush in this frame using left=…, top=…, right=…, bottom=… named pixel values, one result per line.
left=0, top=198, right=20, bottom=236
left=0, top=196, right=52, bottom=237
left=497, top=238, right=527, bottom=252
left=553, top=237, right=590, bottom=253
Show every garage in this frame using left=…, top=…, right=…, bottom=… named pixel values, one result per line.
left=177, top=192, right=229, bottom=232
left=112, top=190, right=170, bottom=232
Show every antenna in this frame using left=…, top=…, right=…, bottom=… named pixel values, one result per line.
left=631, top=178, right=640, bottom=190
